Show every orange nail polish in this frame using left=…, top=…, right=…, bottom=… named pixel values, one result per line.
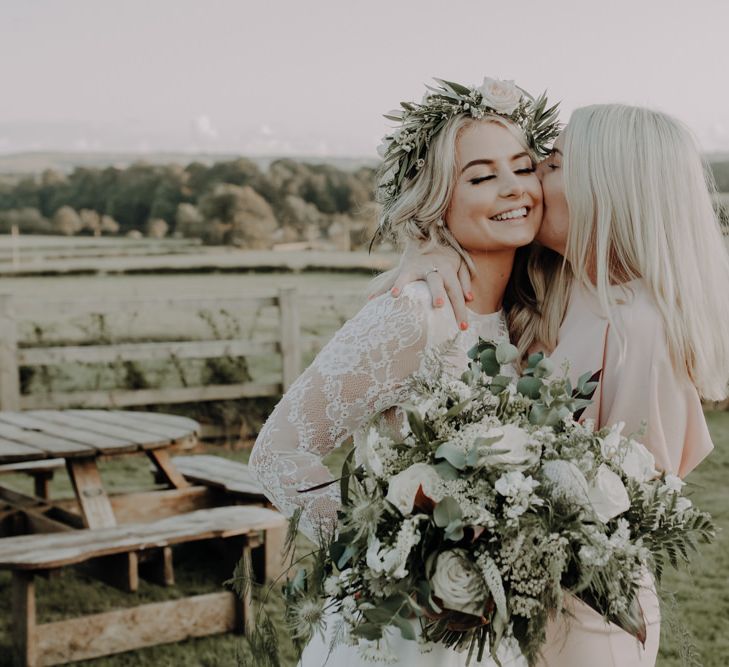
left=434, top=297, right=444, bottom=307
left=391, top=287, right=400, bottom=297
left=459, top=321, right=469, bottom=331
left=465, top=291, right=474, bottom=302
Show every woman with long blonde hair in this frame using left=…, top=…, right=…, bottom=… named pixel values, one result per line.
left=376, top=103, right=729, bottom=665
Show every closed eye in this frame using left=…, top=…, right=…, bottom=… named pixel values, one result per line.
left=469, top=175, right=495, bottom=184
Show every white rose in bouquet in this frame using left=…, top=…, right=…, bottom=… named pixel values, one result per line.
left=481, top=423, right=539, bottom=470
left=430, top=549, right=487, bottom=617
left=542, top=459, right=590, bottom=505
left=385, top=463, right=443, bottom=515
left=588, top=464, right=631, bottom=522
left=620, top=439, right=658, bottom=483
left=664, top=474, right=685, bottom=493
left=477, top=77, right=522, bottom=114
left=600, top=422, right=624, bottom=460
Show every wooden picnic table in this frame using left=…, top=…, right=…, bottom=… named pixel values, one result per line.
left=0, top=409, right=199, bottom=530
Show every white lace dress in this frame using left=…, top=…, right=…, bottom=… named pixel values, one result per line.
left=249, top=283, right=526, bottom=666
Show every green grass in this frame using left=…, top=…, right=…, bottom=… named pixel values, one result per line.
left=1, top=415, right=728, bottom=666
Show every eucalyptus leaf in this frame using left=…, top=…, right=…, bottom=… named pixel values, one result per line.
left=495, top=341, right=519, bottom=365
left=480, top=349, right=500, bottom=377
left=435, top=442, right=467, bottom=469
left=517, top=376, right=542, bottom=399
left=527, top=352, right=544, bottom=368
left=391, top=615, right=416, bottom=640
left=433, top=460, right=460, bottom=480
left=444, top=520, right=465, bottom=542
left=351, top=623, right=384, bottom=641
left=434, top=496, right=463, bottom=528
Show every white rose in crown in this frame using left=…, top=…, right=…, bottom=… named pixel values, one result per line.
left=478, top=77, right=522, bottom=114
left=588, top=464, right=631, bottom=522
left=479, top=423, right=540, bottom=470
left=385, top=463, right=443, bottom=515
left=430, top=549, right=487, bottom=617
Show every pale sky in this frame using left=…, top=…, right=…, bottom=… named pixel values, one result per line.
left=2, top=0, right=729, bottom=157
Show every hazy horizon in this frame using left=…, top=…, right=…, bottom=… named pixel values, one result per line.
left=2, top=0, right=729, bottom=157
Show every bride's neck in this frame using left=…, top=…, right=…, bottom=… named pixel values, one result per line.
left=466, top=249, right=515, bottom=314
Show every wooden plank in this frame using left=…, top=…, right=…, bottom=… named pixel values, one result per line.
left=0, top=485, right=84, bottom=529
left=0, top=411, right=137, bottom=453
left=17, top=295, right=278, bottom=316
left=66, top=410, right=197, bottom=441
left=172, top=455, right=266, bottom=498
left=85, top=551, right=139, bottom=593
left=30, top=410, right=171, bottom=450
left=0, top=421, right=94, bottom=458
left=109, top=486, right=216, bottom=524
left=139, top=546, right=175, bottom=587
left=278, top=287, right=302, bottom=391
left=12, top=571, right=37, bottom=667
left=35, top=591, right=240, bottom=666
left=22, top=508, right=77, bottom=534
left=0, top=458, right=65, bottom=473
left=263, top=520, right=289, bottom=584
left=33, top=471, right=53, bottom=500
left=19, top=339, right=279, bottom=366
left=124, top=410, right=200, bottom=432
left=0, top=294, right=20, bottom=411
left=65, top=458, right=117, bottom=529
left=0, top=484, right=50, bottom=511
left=146, top=449, right=190, bottom=489
left=0, top=439, right=47, bottom=464
left=19, top=382, right=281, bottom=410
left=0, top=506, right=286, bottom=569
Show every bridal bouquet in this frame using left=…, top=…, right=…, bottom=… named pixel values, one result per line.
left=259, top=340, right=714, bottom=666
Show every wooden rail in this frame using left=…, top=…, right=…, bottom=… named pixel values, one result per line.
left=0, top=289, right=349, bottom=414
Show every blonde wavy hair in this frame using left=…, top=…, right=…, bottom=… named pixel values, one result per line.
left=511, top=104, right=729, bottom=400
left=371, top=113, right=538, bottom=303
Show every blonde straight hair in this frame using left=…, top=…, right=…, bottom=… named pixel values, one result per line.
left=517, top=104, right=729, bottom=400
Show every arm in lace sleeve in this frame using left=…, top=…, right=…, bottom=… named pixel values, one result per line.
left=249, top=287, right=431, bottom=542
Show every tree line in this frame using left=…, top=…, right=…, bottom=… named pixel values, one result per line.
left=1, top=157, right=727, bottom=247
left=0, top=158, right=380, bottom=249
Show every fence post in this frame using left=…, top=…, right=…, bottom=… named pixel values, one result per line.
left=278, top=287, right=301, bottom=392
left=0, top=294, right=20, bottom=410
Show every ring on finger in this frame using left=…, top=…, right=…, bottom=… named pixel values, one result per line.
left=425, top=266, right=439, bottom=279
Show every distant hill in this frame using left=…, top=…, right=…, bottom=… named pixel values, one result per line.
left=0, top=151, right=379, bottom=175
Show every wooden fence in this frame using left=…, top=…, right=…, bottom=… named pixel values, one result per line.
left=0, top=288, right=354, bottom=416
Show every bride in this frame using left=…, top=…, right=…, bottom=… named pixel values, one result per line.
left=249, top=77, right=557, bottom=665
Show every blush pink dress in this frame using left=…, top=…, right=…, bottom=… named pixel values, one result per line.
left=535, top=279, right=714, bottom=667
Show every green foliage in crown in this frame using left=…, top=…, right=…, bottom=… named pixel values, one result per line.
left=376, top=77, right=561, bottom=225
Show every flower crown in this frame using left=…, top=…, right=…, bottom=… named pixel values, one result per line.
left=376, top=77, right=560, bottom=222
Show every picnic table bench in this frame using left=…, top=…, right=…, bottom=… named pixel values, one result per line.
left=3, top=505, right=286, bottom=667
left=0, top=458, right=64, bottom=499
left=171, top=454, right=267, bottom=499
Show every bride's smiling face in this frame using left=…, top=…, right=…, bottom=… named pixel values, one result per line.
left=446, top=121, right=543, bottom=253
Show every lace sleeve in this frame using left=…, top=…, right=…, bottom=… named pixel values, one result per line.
left=249, top=288, right=430, bottom=542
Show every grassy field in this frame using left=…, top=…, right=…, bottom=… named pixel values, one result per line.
left=0, top=412, right=727, bottom=667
